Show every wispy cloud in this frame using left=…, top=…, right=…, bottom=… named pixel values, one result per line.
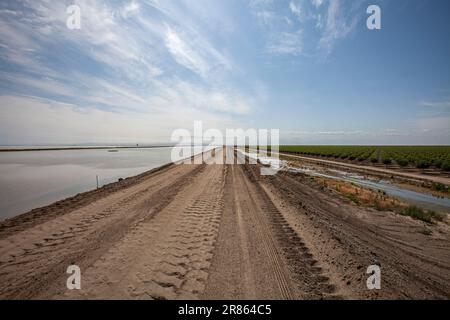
left=249, top=0, right=362, bottom=57
left=0, top=94, right=237, bottom=145
left=250, top=0, right=304, bottom=56
left=165, top=27, right=211, bottom=78
left=419, top=100, right=450, bottom=108
left=0, top=0, right=260, bottom=144
left=164, top=25, right=231, bottom=79
left=1, top=0, right=447, bottom=146
left=318, top=0, right=360, bottom=54
left=289, top=1, right=302, bottom=18
left=311, top=0, right=325, bottom=8
left=266, top=30, right=303, bottom=55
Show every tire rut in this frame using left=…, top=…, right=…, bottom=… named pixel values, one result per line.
left=60, top=164, right=225, bottom=300
left=263, top=169, right=450, bottom=299
left=241, top=164, right=339, bottom=299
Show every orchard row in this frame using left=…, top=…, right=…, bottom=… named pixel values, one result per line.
left=279, top=146, right=450, bottom=171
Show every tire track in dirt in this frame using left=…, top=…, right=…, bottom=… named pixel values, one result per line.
left=236, top=165, right=295, bottom=300
left=204, top=150, right=338, bottom=299
left=240, top=164, right=338, bottom=299
left=261, top=169, right=450, bottom=299
left=58, top=159, right=225, bottom=299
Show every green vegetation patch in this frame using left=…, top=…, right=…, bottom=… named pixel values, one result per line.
left=400, top=206, right=445, bottom=223
left=280, top=146, right=450, bottom=170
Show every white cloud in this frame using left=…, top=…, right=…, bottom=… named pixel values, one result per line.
left=416, top=116, right=450, bottom=140
left=0, top=0, right=259, bottom=146
left=267, top=31, right=303, bottom=55
left=319, top=0, right=359, bottom=53
left=0, top=0, right=163, bottom=82
left=419, top=101, right=450, bottom=108
left=121, top=1, right=140, bottom=18
left=0, top=95, right=239, bottom=145
left=311, top=0, right=324, bottom=8
left=289, top=1, right=302, bottom=18
left=249, top=0, right=274, bottom=8
left=1, top=72, right=74, bottom=97
left=255, top=10, right=277, bottom=26
left=250, top=0, right=304, bottom=56
left=165, top=27, right=210, bottom=78
left=152, top=79, right=254, bottom=115
left=251, top=0, right=362, bottom=57
left=164, top=25, right=232, bottom=79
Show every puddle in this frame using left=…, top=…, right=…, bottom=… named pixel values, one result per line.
left=239, top=149, right=450, bottom=214
left=289, top=166, right=450, bottom=213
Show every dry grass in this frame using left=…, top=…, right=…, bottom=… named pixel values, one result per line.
left=317, top=177, right=407, bottom=210
left=316, top=177, right=445, bottom=223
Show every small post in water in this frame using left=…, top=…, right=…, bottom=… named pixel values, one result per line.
left=96, top=175, right=99, bottom=189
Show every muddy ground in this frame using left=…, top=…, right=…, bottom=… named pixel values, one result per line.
left=277, top=151, right=450, bottom=187
left=0, top=147, right=449, bottom=299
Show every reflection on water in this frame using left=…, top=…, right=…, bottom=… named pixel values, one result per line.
left=0, top=148, right=177, bottom=220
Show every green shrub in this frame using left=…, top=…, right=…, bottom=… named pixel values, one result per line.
left=441, top=161, right=450, bottom=171
left=416, top=160, right=431, bottom=169
left=400, top=206, right=445, bottom=223
left=432, top=183, right=449, bottom=193
left=346, top=194, right=360, bottom=205
left=397, top=158, right=409, bottom=167
left=433, top=160, right=442, bottom=168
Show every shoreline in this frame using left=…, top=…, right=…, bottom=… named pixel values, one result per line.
left=0, top=161, right=175, bottom=235
left=0, top=147, right=217, bottom=228
left=0, top=145, right=174, bottom=152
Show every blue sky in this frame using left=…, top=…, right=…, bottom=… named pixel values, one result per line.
left=0, top=0, right=449, bottom=145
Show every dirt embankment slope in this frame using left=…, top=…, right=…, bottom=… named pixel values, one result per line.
left=0, top=147, right=449, bottom=299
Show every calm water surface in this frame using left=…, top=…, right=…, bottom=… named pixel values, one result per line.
left=0, top=147, right=177, bottom=220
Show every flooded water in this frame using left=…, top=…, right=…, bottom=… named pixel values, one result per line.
left=289, top=166, right=450, bottom=213
left=0, top=147, right=202, bottom=220
left=240, top=149, right=450, bottom=214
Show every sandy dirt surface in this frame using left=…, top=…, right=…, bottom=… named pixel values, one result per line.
left=0, top=147, right=449, bottom=299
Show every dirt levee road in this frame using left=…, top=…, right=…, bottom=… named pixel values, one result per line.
left=0, top=148, right=449, bottom=299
